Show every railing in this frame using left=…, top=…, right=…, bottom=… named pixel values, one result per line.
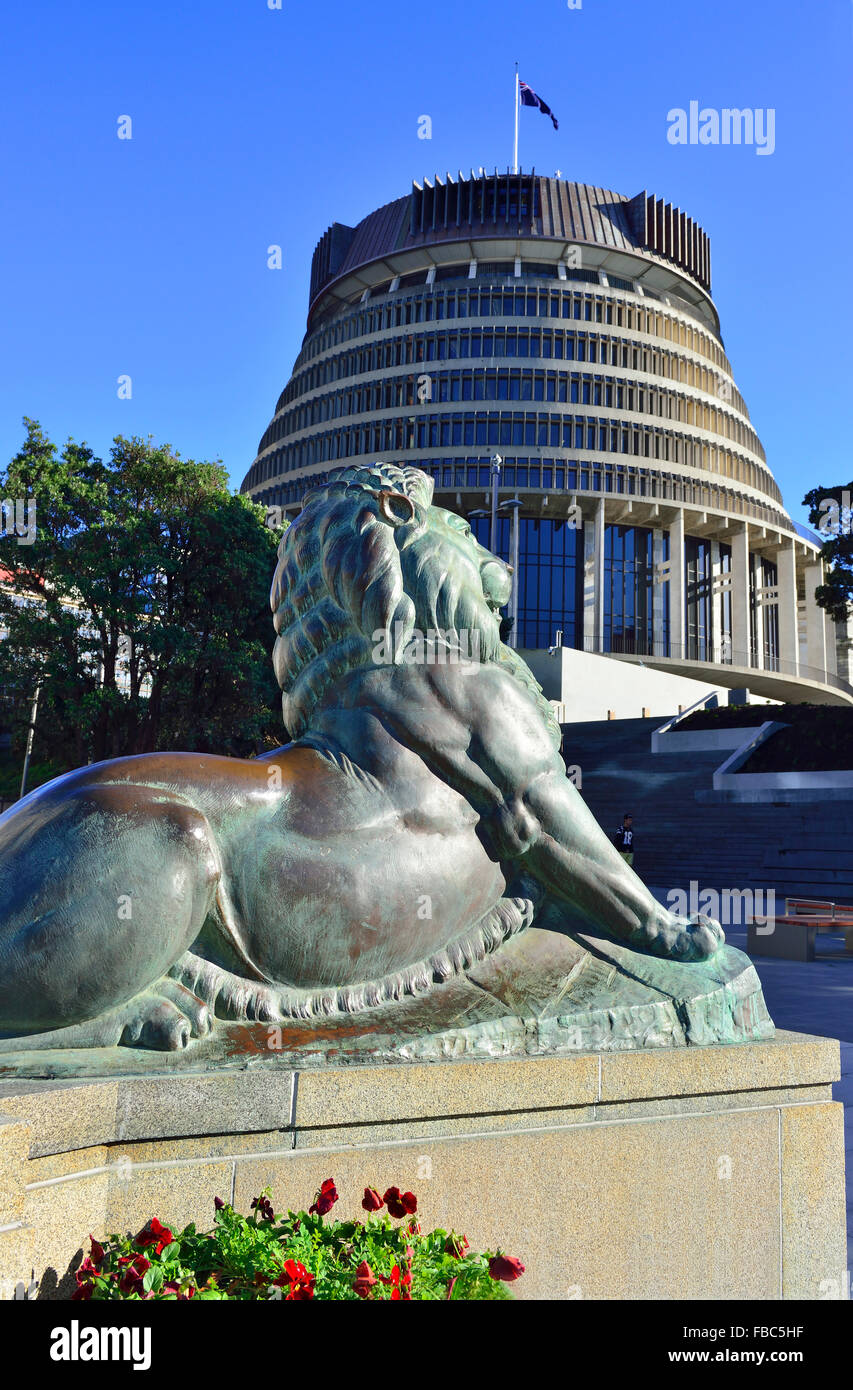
left=575, top=634, right=853, bottom=697
left=650, top=689, right=721, bottom=749
left=785, top=898, right=853, bottom=920
left=426, top=460, right=786, bottom=530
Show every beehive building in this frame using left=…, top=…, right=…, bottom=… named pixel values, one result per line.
left=241, top=171, right=851, bottom=705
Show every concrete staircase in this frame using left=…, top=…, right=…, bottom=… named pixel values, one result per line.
left=563, top=717, right=853, bottom=907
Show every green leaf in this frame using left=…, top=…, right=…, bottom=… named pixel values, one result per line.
left=142, top=1265, right=164, bottom=1294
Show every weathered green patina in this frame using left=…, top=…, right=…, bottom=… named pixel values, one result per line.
left=0, top=462, right=773, bottom=1070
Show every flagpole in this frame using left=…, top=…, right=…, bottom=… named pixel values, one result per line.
left=513, top=62, right=519, bottom=173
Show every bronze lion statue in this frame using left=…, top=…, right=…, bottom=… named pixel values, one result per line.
left=0, top=462, right=723, bottom=1052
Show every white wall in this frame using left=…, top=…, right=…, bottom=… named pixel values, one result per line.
left=519, top=647, right=724, bottom=723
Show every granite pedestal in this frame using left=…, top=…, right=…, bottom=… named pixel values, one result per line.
left=0, top=1030, right=845, bottom=1301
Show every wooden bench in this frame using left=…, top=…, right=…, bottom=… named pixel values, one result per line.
left=747, top=897, right=853, bottom=962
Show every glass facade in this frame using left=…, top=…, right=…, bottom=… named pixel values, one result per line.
left=246, top=275, right=779, bottom=511
left=685, top=537, right=712, bottom=663
left=604, top=525, right=668, bottom=656
left=752, top=558, right=780, bottom=671
left=470, top=515, right=582, bottom=650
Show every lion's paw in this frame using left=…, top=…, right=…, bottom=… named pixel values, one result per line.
left=652, top=911, right=725, bottom=962
left=118, top=979, right=213, bottom=1051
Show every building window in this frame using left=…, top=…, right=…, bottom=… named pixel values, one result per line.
left=604, top=525, right=657, bottom=657
left=685, top=537, right=713, bottom=662
left=469, top=514, right=582, bottom=649
left=753, top=557, right=780, bottom=671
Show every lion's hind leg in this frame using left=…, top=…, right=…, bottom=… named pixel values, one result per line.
left=0, top=781, right=222, bottom=1049
left=0, top=978, right=213, bottom=1052
left=170, top=895, right=539, bottom=1027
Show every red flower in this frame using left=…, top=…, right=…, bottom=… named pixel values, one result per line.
left=488, top=1255, right=525, bottom=1282
left=273, top=1259, right=315, bottom=1301
left=71, top=1281, right=93, bottom=1301
left=445, top=1233, right=469, bottom=1258
left=287, top=1284, right=314, bottom=1302
left=309, top=1178, right=338, bottom=1216
left=118, top=1254, right=151, bottom=1295
left=251, top=1195, right=275, bottom=1222
left=134, top=1217, right=173, bottom=1255
left=89, top=1235, right=105, bottom=1267
left=382, top=1186, right=417, bottom=1219
left=214, top=1196, right=225, bottom=1211
left=386, top=1262, right=412, bottom=1301
left=378, top=1250, right=413, bottom=1301
left=361, top=1186, right=384, bottom=1213
left=353, top=1260, right=379, bottom=1299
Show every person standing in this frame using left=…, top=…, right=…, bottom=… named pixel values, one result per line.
left=614, top=814, right=634, bottom=866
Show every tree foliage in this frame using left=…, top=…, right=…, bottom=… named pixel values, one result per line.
left=0, top=419, right=286, bottom=776
left=803, top=481, right=853, bottom=623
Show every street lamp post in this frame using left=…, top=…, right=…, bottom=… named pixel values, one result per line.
left=489, top=454, right=502, bottom=555
left=19, top=678, right=41, bottom=800
left=500, top=498, right=523, bottom=649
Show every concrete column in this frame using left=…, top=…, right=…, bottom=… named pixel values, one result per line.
left=668, top=510, right=685, bottom=659
left=824, top=610, right=838, bottom=676
left=583, top=499, right=605, bottom=652
left=775, top=539, right=799, bottom=676
left=804, top=561, right=827, bottom=675
left=730, top=525, right=751, bottom=667
left=752, top=554, right=765, bottom=670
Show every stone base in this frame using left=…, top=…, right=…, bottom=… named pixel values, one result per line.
left=749, top=920, right=817, bottom=962
left=0, top=1030, right=845, bottom=1300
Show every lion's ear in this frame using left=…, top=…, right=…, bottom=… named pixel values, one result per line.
left=376, top=490, right=415, bottom=527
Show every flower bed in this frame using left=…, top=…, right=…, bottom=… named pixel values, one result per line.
left=73, top=1180, right=524, bottom=1301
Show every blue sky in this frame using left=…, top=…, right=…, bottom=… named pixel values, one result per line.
left=1, top=0, right=850, bottom=527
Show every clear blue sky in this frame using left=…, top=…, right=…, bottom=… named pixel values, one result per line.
left=1, top=0, right=850, bottom=527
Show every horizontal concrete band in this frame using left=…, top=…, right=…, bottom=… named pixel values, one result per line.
left=0, top=1030, right=838, bottom=1160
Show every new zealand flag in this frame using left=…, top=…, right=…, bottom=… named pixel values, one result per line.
left=519, top=81, right=559, bottom=131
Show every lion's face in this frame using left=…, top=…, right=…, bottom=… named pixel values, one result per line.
left=422, top=506, right=513, bottom=620
left=270, top=464, right=518, bottom=735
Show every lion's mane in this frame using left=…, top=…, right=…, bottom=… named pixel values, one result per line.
left=270, top=462, right=560, bottom=746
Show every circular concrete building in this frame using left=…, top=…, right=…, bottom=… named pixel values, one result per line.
left=241, top=171, right=852, bottom=707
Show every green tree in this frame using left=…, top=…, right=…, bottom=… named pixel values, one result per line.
left=0, top=419, right=286, bottom=779
left=803, top=481, right=853, bottom=623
